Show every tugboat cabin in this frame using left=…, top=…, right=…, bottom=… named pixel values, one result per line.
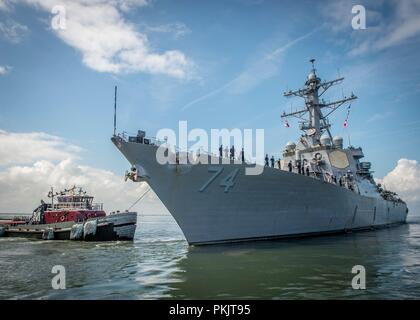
left=39, top=186, right=106, bottom=224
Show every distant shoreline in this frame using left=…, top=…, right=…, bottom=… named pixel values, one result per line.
left=0, top=213, right=31, bottom=219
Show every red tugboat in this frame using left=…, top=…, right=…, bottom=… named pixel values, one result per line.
left=0, top=186, right=137, bottom=241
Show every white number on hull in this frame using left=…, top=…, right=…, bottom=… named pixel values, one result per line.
left=199, top=167, right=224, bottom=192
left=220, top=168, right=239, bottom=193
left=199, top=167, right=239, bottom=193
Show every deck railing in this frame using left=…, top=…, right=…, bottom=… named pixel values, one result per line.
left=118, top=131, right=253, bottom=164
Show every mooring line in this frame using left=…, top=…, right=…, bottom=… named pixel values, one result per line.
left=127, top=188, right=151, bottom=211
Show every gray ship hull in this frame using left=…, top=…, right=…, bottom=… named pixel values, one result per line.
left=113, top=137, right=408, bottom=245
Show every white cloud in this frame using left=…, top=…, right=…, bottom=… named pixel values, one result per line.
left=379, top=159, right=420, bottom=202
left=0, top=159, right=149, bottom=213
left=228, top=31, right=315, bottom=95
left=322, top=0, right=355, bottom=33
left=143, top=22, right=191, bottom=39
left=0, top=129, right=155, bottom=213
left=377, top=159, right=420, bottom=215
left=351, top=0, right=420, bottom=55
left=0, top=130, right=82, bottom=166
left=3, top=0, right=149, bottom=11
left=22, top=0, right=194, bottom=78
left=0, top=0, right=11, bottom=11
left=367, top=111, right=393, bottom=123
left=115, top=0, right=149, bottom=11
left=181, top=31, right=314, bottom=110
left=0, top=19, right=28, bottom=43
left=375, top=1, right=420, bottom=48
left=322, top=0, right=420, bottom=56
left=180, top=79, right=234, bottom=111
left=0, top=65, right=11, bottom=75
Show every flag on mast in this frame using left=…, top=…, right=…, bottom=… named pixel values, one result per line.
left=344, top=104, right=351, bottom=128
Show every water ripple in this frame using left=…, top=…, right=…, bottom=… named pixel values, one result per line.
left=1, top=216, right=420, bottom=299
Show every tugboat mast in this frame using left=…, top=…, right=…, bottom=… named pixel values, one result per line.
left=48, top=187, right=56, bottom=208
left=281, top=59, right=357, bottom=146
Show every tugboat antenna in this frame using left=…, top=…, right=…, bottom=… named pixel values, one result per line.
left=114, top=86, right=117, bottom=136
left=49, top=187, right=54, bottom=209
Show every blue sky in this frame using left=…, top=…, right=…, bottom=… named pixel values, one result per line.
left=1, top=0, right=420, bottom=181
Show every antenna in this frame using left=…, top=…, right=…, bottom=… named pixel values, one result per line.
left=114, top=86, right=117, bottom=136
left=309, top=58, right=316, bottom=72
left=50, top=187, right=54, bottom=208
left=282, top=58, right=357, bottom=140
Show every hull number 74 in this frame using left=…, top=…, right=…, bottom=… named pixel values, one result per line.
left=199, top=167, right=239, bottom=193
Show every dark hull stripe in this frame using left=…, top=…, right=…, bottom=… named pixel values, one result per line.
left=190, top=221, right=406, bottom=246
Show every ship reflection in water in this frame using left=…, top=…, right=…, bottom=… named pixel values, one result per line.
left=1, top=214, right=420, bottom=299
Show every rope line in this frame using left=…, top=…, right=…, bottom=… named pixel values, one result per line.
left=127, top=188, right=151, bottom=211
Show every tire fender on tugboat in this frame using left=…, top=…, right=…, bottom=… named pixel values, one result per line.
left=70, top=223, right=84, bottom=240
left=42, top=228, right=54, bottom=240
left=83, top=220, right=98, bottom=240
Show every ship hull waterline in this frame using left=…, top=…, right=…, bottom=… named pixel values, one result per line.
left=112, top=136, right=408, bottom=245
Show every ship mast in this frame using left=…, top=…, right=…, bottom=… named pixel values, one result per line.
left=281, top=59, right=357, bottom=145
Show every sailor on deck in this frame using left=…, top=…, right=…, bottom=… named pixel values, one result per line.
left=32, top=200, right=47, bottom=224
left=297, top=160, right=302, bottom=175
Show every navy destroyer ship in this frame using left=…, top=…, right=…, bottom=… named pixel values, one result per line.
left=112, top=60, right=408, bottom=245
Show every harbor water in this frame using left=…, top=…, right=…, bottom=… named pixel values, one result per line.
left=1, top=214, right=420, bottom=299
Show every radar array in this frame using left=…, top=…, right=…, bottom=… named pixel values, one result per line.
left=281, top=59, right=357, bottom=143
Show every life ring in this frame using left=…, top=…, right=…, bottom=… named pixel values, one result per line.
left=59, top=215, right=66, bottom=222
left=314, top=153, right=322, bottom=161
